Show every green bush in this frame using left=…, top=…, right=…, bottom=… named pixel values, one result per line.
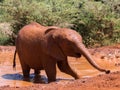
left=0, top=0, right=120, bottom=47
left=0, top=31, right=10, bottom=45
left=0, top=0, right=82, bottom=44
left=0, top=23, right=12, bottom=45
left=71, top=1, right=120, bottom=47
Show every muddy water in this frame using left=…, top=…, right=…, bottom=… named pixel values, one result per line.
left=0, top=48, right=119, bottom=87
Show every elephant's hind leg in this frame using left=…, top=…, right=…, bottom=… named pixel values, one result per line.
left=22, top=66, right=30, bottom=81
left=33, top=69, right=45, bottom=83
left=57, top=60, right=80, bottom=79
left=20, top=61, right=30, bottom=81
left=34, top=69, right=40, bottom=76
left=34, top=69, right=40, bottom=80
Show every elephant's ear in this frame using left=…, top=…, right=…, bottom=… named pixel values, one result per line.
left=45, top=26, right=58, bottom=34
left=45, top=27, right=66, bottom=60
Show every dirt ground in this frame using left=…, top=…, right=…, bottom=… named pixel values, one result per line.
left=0, top=44, right=120, bottom=90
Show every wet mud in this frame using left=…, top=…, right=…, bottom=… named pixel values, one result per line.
left=0, top=45, right=120, bottom=90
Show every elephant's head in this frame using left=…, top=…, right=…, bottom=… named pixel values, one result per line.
left=45, top=27, right=110, bottom=74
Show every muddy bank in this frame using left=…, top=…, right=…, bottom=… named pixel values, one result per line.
left=0, top=45, right=120, bottom=90
left=0, top=71, right=120, bottom=90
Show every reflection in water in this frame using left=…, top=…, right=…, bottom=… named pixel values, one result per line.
left=2, top=73, right=48, bottom=84
left=2, top=73, right=23, bottom=80
left=0, top=51, right=119, bottom=87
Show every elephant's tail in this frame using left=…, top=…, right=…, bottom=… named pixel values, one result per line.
left=13, top=49, right=17, bottom=70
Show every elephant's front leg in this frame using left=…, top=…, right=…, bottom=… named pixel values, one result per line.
left=43, top=59, right=57, bottom=83
left=57, top=60, right=80, bottom=79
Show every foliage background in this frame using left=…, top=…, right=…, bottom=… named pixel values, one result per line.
left=0, top=0, right=120, bottom=47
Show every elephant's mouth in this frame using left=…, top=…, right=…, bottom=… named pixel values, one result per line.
left=75, top=53, right=81, bottom=58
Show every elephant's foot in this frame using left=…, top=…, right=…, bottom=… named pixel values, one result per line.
left=23, top=72, right=30, bottom=82
left=22, top=68, right=30, bottom=82
left=48, top=78, right=56, bottom=83
left=23, top=76, right=30, bottom=82
left=33, top=75, right=46, bottom=83
left=105, top=70, right=110, bottom=74
left=74, top=75, right=80, bottom=79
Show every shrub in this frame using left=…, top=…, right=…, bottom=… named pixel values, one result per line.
left=71, top=1, right=120, bottom=47
left=0, top=23, right=12, bottom=45
left=1, top=0, right=81, bottom=44
left=0, top=0, right=120, bottom=47
left=0, top=30, right=10, bottom=45
left=0, top=35, right=10, bottom=45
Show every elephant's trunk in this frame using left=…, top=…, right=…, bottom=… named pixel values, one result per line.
left=78, top=44, right=110, bottom=74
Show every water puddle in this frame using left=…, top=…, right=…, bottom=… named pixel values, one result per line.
left=0, top=50, right=119, bottom=87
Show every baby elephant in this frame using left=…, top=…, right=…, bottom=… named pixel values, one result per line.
left=13, top=22, right=110, bottom=83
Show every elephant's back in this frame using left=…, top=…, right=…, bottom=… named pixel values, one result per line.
left=18, top=23, right=45, bottom=41
left=17, top=23, right=46, bottom=52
